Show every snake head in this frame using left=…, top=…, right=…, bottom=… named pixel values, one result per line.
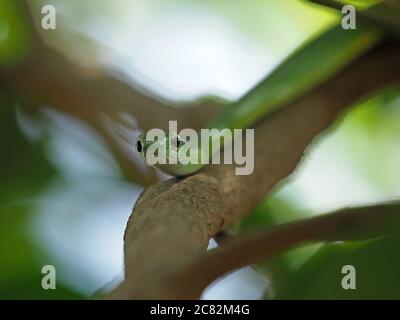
left=136, top=132, right=203, bottom=176
left=135, top=132, right=186, bottom=162
left=136, top=133, right=150, bottom=163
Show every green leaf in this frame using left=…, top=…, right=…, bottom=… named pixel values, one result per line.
left=0, top=0, right=32, bottom=66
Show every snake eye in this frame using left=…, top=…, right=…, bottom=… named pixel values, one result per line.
left=171, top=136, right=184, bottom=150
left=136, top=140, right=143, bottom=153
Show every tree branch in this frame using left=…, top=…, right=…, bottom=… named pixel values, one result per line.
left=174, top=201, right=400, bottom=295
left=104, top=41, right=400, bottom=299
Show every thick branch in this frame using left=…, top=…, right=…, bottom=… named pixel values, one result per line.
left=104, top=41, right=400, bottom=299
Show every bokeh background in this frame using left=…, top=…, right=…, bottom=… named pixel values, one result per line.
left=1, top=0, right=399, bottom=299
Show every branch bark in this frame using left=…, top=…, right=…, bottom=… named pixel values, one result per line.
left=104, top=41, right=400, bottom=299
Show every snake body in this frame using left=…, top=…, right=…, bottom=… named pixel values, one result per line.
left=137, top=20, right=381, bottom=176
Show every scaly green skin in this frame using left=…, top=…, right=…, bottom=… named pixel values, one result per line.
left=137, top=21, right=382, bottom=177
left=137, top=133, right=205, bottom=176
left=209, top=21, right=381, bottom=130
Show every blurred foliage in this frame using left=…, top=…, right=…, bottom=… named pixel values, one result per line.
left=336, top=85, right=400, bottom=192
left=0, top=0, right=32, bottom=66
left=0, top=95, right=82, bottom=299
left=33, top=0, right=337, bottom=54
left=274, top=235, right=400, bottom=299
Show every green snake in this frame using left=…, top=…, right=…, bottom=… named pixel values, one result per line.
left=136, top=9, right=384, bottom=177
